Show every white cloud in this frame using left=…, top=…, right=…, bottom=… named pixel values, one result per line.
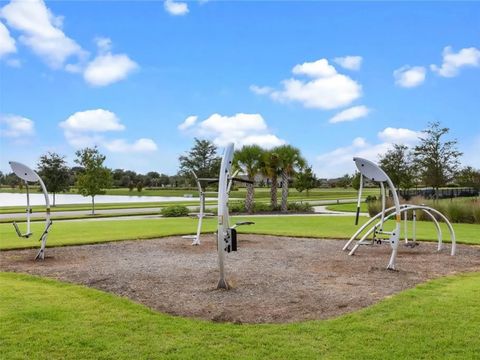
left=59, top=109, right=157, bottom=153
left=393, top=66, right=426, bottom=88
left=252, top=58, right=362, bottom=110
left=104, top=138, right=158, bottom=153
left=0, top=0, right=86, bottom=69
left=0, top=21, right=16, bottom=58
left=292, top=58, right=337, bottom=78
left=377, top=127, right=421, bottom=144
left=333, top=56, right=362, bottom=71
left=164, top=0, right=189, bottom=16
left=329, top=105, right=370, bottom=124
left=84, top=53, right=138, bottom=87
left=181, top=113, right=286, bottom=149
left=0, top=114, right=34, bottom=137
left=315, top=127, right=420, bottom=178
left=431, top=46, right=480, bottom=77
left=249, top=85, right=273, bottom=95
left=95, top=37, right=112, bottom=53
left=60, top=109, right=125, bottom=133
left=178, top=115, right=198, bottom=130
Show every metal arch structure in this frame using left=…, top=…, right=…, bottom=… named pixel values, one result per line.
left=182, top=170, right=215, bottom=246
left=9, top=161, right=53, bottom=260
left=184, top=168, right=241, bottom=246
left=344, top=157, right=456, bottom=270
left=216, top=143, right=254, bottom=289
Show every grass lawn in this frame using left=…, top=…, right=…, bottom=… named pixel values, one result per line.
left=327, top=196, right=479, bottom=213
left=0, top=200, right=219, bottom=215
left=1, top=271, right=479, bottom=359
left=327, top=202, right=368, bottom=212
left=2, top=215, right=479, bottom=251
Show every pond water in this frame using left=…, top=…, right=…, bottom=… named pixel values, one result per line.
left=0, top=193, right=203, bottom=207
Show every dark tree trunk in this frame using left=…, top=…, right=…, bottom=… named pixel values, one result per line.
left=270, top=173, right=278, bottom=209
left=245, top=181, right=255, bottom=214
left=281, top=170, right=289, bottom=212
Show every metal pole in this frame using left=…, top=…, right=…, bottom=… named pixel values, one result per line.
left=217, top=143, right=234, bottom=289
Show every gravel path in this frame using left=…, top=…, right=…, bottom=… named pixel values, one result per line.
left=2, top=235, right=479, bottom=324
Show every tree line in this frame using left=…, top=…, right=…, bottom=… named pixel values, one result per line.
left=1, top=121, right=478, bottom=213
left=335, top=122, right=480, bottom=198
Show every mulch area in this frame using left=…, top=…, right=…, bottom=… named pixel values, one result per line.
left=1, top=234, right=479, bottom=324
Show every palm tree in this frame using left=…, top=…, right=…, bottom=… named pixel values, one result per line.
left=261, top=150, right=281, bottom=209
left=233, top=145, right=264, bottom=214
left=275, top=145, right=306, bottom=212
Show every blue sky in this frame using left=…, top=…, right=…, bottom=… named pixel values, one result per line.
left=1, top=0, right=479, bottom=177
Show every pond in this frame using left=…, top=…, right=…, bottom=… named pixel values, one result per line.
left=0, top=193, right=203, bottom=207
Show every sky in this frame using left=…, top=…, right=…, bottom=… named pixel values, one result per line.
left=0, top=0, right=479, bottom=178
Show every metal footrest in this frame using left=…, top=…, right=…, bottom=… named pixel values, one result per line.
left=12, top=222, right=32, bottom=238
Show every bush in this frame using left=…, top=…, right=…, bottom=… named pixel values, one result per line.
left=160, top=205, right=189, bottom=217
left=287, top=202, right=313, bottom=212
left=365, top=195, right=377, bottom=203
left=367, top=196, right=480, bottom=224
left=228, top=201, right=313, bottom=214
left=229, top=202, right=246, bottom=213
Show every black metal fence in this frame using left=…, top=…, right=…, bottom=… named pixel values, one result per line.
left=398, top=187, right=479, bottom=200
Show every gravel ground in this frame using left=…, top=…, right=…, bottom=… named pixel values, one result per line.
left=1, top=235, right=479, bottom=324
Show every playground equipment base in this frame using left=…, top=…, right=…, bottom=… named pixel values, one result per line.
left=1, top=234, right=479, bottom=324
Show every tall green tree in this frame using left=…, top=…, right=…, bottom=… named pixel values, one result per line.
left=275, top=145, right=306, bottom=212
left=379, top=144, right=416, bottom=191
left=336, top=174, right=353, bottom=189
left=37, top=152, right=70, bottom=206
left=456, top=166, right=480, bottom=194
left=233, top=145, right=264, bottom=214
left=261, top=150, right=281, bottom=208
left=351, top=172, right=361, bottom=191
left=74, top=147, right=112, bottom=215
left=178, top=138, right=221, bottom=182
left=294, top=165, right=316, bottom=196
left=413, top=121, right=462, bottom=199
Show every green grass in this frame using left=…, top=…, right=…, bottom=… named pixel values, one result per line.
left=2, top=215, right=479, bottom=251
left=327, top=197, right=479, bottom=214
left=326, top=202, right=368, bottom=212
left=0, top=200, right=218, bottom=215
left=1, top=271, right=479, bottom=359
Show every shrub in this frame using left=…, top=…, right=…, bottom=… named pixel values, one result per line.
left=254, top=202, right=273, bottom=212
left=367, top=195, right=480, bottom=224
left=365, top=195, right=377, bottom=203
left=287, top=202, right=313, bottom=212
left=472, top=201, right=480, bottom=224
left=228, top=201, right=313, bottom=214
left=160, top=205, right=189, bottom=217
left=229, top=202, right=246, bottom=213
left=445, top=201, right=475, bottom=224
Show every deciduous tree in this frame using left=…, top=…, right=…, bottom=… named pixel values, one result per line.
left=75, top=147, right=112, bottom=215
left=413, top=121, right=462, bottom=199
left=37, top=152, right=70, bottom=206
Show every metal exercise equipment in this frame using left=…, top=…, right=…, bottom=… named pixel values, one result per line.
left=182, top=170, right=216, bottom=245
left=216, top=143, right=254, bottom=289
left=343, top=157, right=456, bottom=270
left=9, top=161, right=53, bottom=260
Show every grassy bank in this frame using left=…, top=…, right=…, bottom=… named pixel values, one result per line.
left=1, top=272, right=479, bottom=359
left=2, top=215, right=479, bottom=251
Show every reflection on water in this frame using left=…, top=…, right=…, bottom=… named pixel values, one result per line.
left=0, top=193, right=203, bottom=207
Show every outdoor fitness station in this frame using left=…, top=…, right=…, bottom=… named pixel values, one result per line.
left=182, top=170, right=216, bottom=245
left=216, top=143, right=254, bottom=289
left=9, top=161, right=53, bottom=260
left=343, top=157, right=456, bottom=270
